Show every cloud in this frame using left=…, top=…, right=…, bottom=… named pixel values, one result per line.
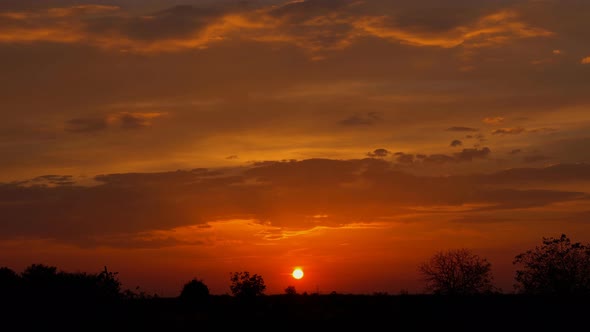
left=453, top=147, right=491, bottom=162
left=394, top=147, right=492, bottom=165
left=523, top=154, right=553, bottom=164
left=0, top=2, right=555, bottom=57
left=581, top=57, right=590, bottom=64
left=65, top=112, right=165, bottom=133
left=491, top=127, right=557, bottom=135
left=491, top=127, right=526, bottom=135
left=397, top=154, right=416, bottom=164
left=353, top=9, right=553, bottom=49
left=480, top=163, right=590, bottom=185
left=116, top=112, right=165, bottom=129
left=450, top=139, right=463, bottom=147
left=367, top=148, right=391, bottom=158
left=446, top=126, right=479, bottom=132
left=16, top=175, right=76, bottom=187
left=339, top=112, right=382, bottom=126
left=65, top=117, right=108, bottom=133
left=1, top=159, right=588, bottom=248
left=425, top=147, right=491, bottom=163
left=483, top=117, right=505, bottom=125
left=509, top=149, right=522, bottom=155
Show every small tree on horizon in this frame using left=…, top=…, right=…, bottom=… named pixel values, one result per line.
left=285, top=285, right=297, bottom=295
left=229, top=271, right=266, bottom=298
left=419, top=248, right=495, bottom=295
left=179, top=278, right=210, bottom=307
left=513, top=234, right=590, bottom=295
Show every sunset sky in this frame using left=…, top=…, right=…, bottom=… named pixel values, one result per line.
left=1, top=0, right=590, bottom=296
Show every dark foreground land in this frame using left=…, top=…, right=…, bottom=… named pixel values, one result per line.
left=3, top=294, right=589, bottom=331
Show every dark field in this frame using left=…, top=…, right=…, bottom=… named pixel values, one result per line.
left=4, top=294, right=589, bottom=331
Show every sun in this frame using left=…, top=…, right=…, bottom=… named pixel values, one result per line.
left=292, top=268, right=304, bottom=280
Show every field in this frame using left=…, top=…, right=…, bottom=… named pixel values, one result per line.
left=4, top=293, right=588, bottom=331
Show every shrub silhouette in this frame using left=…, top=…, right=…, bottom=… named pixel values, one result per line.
left=513, top=234, right=590, bottom=295
left=0, top=267, right=21, bottom=300
left=285, top=285, right=297, bottom=295
left=229, top=271, right=266, bottom=298
left=179, top=278, right=210, bottom=307
left=419, top=248, right=495, bottom=295
left=18, top=264, right=122, bottom=302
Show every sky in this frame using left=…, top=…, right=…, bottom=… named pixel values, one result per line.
left=1, top=0, right=590, bottom=296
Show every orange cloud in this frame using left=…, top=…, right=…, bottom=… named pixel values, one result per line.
left=0, top=4, right=554, bottom=56
left=582, top=57, right=590, bottom=64
left=483, top=117, right=505, bottom=125
left=353, top=10, right=553, bottom=49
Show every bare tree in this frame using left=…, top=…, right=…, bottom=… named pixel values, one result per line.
left=419, top=248, right=495, bottom=295
left=513, top=234, right=590, bottom=295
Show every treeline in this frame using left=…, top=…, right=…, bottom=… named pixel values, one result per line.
left=1, top=233, right=590, bottom=305
left=0, top=264, right=131, bottom=303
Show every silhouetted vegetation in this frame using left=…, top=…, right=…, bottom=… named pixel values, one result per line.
left=229, top=271, right=266, bottom=298
left=1, top=235, right=590, bottom=329
left=513, top=234, right=590, bottom=295
left=285, top=285, right=297, bottom=295
left=179, top=278, right=210, bottom=308
left=419, top=248, right=496, bottom=295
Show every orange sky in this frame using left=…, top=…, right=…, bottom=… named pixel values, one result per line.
left=1, top=0, right=590, bottom=296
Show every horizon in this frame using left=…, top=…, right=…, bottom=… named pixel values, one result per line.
left=1, top=0, right=590, bottom=298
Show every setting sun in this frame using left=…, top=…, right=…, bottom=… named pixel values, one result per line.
left=292, top=268, right=304, bottom=280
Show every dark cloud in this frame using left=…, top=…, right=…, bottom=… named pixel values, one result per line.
left=13, top=175, right=77, bottom=186
left=491, top=127, right=526, bottom=135
left=367, top=148, right=391, bottom=158
left=418, top=147, right=491, bottom=164
left=269, top=0, right=354, bottom=21
left=118, top=112, right=158, bottom=129
left=65, top=117, right=108, bottom=133
left=446, top=126, right=479, bottom=132
left=86, top=5, right=225, bottom=42
left=450, top=139, right=462, bottom=147
left=454, top=147, right=491, bottom=161
left=1, top=158, right=587, bottom=248
left=339, top=112, right=382, bottom=126
left=524, top=154, right=553, bottom=164
left=509, top=149, right=522, bottom=155
left=394, top=152, right=415, bottom=164
left=480, top=163, right=590, bottom=185
left=65, top=112, right=164, bottom=133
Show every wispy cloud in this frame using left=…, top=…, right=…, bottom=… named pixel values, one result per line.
left=0, top=2, right=554, bottom=57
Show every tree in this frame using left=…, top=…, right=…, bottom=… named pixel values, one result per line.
left=419, top=248, right=495, bottom=295
left=0, top=267, right=21, bottom=300
left=179, top=278, right=210, bottom=307
left=229, top=271, right=266, bottom=298
left=284, top=285, right=297, bottom=295
left=513, top=234, right=590, bottom=295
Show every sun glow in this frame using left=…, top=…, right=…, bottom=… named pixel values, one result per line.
left=292, top=267, right=304, bottom=280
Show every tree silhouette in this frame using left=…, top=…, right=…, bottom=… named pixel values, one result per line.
left=284, top=285, right=297, bottom=295
left=229, top=271, right=266, bottom=298
left=513, top=234, right=590, bottom=295
left=0, top=267, right=21, bottom=300
left=95, top=266, right=122, bottom=300
left=179, top=278, right=210, bottom=308
left=17, top=264, right=123, bottom=302
left=419, top=248, right=495, bottom=295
